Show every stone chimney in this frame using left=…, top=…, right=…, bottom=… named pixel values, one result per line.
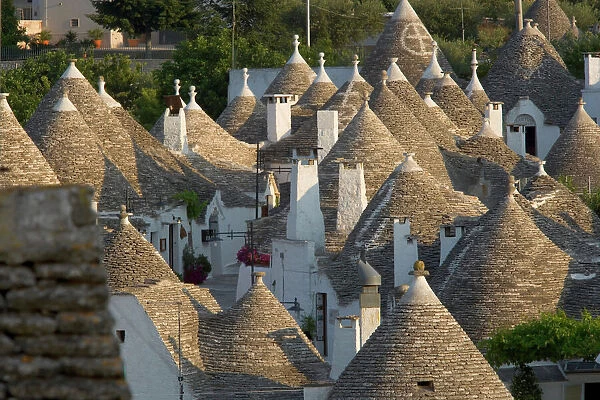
left=394, top=217, right=418, bottom=288
left=265, top=94, right=294, bottom=143
left=485, top=102, right=504, bottom=136
left=330, top=316, right=360, bottom=380
left=0, top=186, right=130, bottom=399
left=264, top=172, right=279, bottom=212
left=584, top=54, right=600, bottom=90
left=317, top=110, right=339, bottom=162
left=357, top=249, right=381, bottom=345
left=336, top=160, right=367, bottom=233
left=440, top=223, right=466, bottom=265
left=161, top=85, right=192, bottom=153
left=286, top=149, right=325, bottom=251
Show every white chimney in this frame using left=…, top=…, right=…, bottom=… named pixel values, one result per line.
left=162, top=108, right=188, bottom=153
left=439, top=224, right=465, bottom=265
left=394, top=218, right=418, bottom=288
left=317, top=110, right=338, bottom=162
left=265, top=94, right=293, bottom=142
left=485, top=102, right=504, bottom=137
left=336, top=161, right=367, bottom=233
left=286, top=149, right=325, bottom=251
left=585, top=54, right=600, bottom=89
left=330, top=316, right=360, bottom=380
left=357, top=251, right=381, bottom=346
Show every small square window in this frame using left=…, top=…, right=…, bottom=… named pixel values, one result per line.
left=116, top=330, right=125, bottom=343
left=70, top=18, right=80, bottom=28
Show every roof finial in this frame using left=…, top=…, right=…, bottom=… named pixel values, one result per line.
left=423, top=92, right=437, bottom=107
left=578, top=97, right=586, bottom=108
left=387, top=57, right=407, bottom=82
left=536, top=160, right=548, bottom=177
left=318, top=52, right=325, bottom=68
left=52, top=88, right=77, bottom=112
left=381, top=70, right=388, bottom=86
left=398, top=152, right=423, bottom=173
left=185, top=85, right=201, bottom=110
left=524, top=18, right=533, bottom=28
left=293, top=34, right=300, bottom=52
left=471, top=48, right=478, bottom=67
left=508, top=176, right=517, bottom=197
left=409, top=260, right=430, bottom=277
left=242, top=68, right=249, bottom=87
left=174, top=79, right=181, bottom=96
left=571, top=15, right=577, bottom=27
left=98, top=76, right=106, bottom=94
left=253, top=271, right=265, bottom=285
left=119, top=205, right=130, bottom=226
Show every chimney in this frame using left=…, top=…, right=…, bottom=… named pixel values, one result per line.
left=330, top=316, right=360, bottom=379
left=485, top=102, right=504, bottom=136
left=336, top=160, right=367, bottom=233
left=286, top=149, right=325, bottom=251
left=394, top=218, right=418, bottom=288
left=265, top=94, right=293, bottom=142
left=515, top=0, right=523, bottom=31
left=317, top=110, right=339, bottom=162
left=357, top=250, right=381, bottom=346
left=584, top=54, right=600, bottom=89
left=162, top=89, right=189, bottom=153
left=439, top=223, right=465, bottom=265
left=264, top=172, right=279, bottom=212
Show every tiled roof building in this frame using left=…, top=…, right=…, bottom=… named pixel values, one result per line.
left=329, top=262, right=513, bottom=400
left=484, top=20, right=581, bottom=129
left=0, top=93, right=60, bottom=188
left=360, top=0, right=453, bottom=86
left=0, top=186, right=131, bottom=400
left=545, top=100, right=600, bottom=191
left=432, top=185, right=571, bottom=342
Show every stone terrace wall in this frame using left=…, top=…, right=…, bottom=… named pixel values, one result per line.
left=0, top=185, right=130, bottom=400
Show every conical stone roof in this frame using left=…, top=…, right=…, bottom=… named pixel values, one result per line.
left=360, top=0, right=453, bottom=86
left=484, top=20, right=581, bottom=129
left=432, top=72, right=483, bottom=136
left=25, top=60, right=142, bottom=195
left=386, top=59, right=458, bottom=150
left=329, top=264, right=513, bottom=400
left=415, top=40, right=445, bottom=96
left=263, top=35, right=316, bottom=97
left=466, top=49, right=490, bottom=114
left=524, top=0, right=571, bottom=40
left=216, top=68, right=268, bottom=144
left=432, top=187, right=571, bottom=342
left=0, top=93, right=60, bottom=188
left=183, top=86, right=256, bottom=169
left=197, top=272, right=330, bottom=389
left=369, top=73, right=451, bottom=186
left=320, top=55, right=373, bottom=132
left=318, top=101, right=406, bottom=243
left=423, top=92, right=464, bottom=137
left=295, top=52, right=337, bottom=110
left=104, top=206, right=180, bottom=291
left=29, top=90, right=105, bottom=200
left=545, top=100, right=600, bottom=191
left=325, top=154, right=486, bottom=305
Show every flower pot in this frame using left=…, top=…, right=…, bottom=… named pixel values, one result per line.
left=42, top=40, right=50, bottom=46
left=127, top=38, right=140, bottom=47
left=93, top=39, right=102, bottom=49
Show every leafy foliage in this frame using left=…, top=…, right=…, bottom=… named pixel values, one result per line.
left=511, top=364, right=543, bottom=400
left=301, top=315, right=317, bottom=340
left=172, top=190, right=207, bottom=222
left=559, top=0, right=600, bottom=31
left=554, top=32, right=600, bottom=79
left=480, top=310, right=600, bottom=368
left=1, top=0, right=27, bottom=46
left=182, top=244, right=211, bottom=285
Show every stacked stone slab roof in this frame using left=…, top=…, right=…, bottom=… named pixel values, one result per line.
left=465, top=49, right=490, bottom=114
left=522, top=162, right=600, bottom=235
left=414, top=40, right=445, bottom=96
left=295, top=53, right=337, bottom=111
left=369, top=73, right=452, bottom=186
left=423, top=92, right=465, bottom=137
left=318, top=101, right=406, bottom=249
left=0, top=185, right=130, bottom=400
left=29, top=91, right=109, bottom=203
left=197, top=273, right=330, bottom=392
left=263, top=35, right=316, bottom=98
left=432, top=72, right=483, bottom=136
left=104, top=206, right=180, bottom=291
left=386, top=59, right=458, bottom=150
left=484, top=20, right=581, bottom=129
left=431, top=187, right=571, bottom=342
left=325, top=154, right=486, bottom=306
left=360, top=0, right=453, bottom=86
left=524, top=0, right=571, bottom=41
left=183, top=86, right=257, bottom=169
left=0, top=93, right=60, bottom=189
left=216, top=68, right=268, bottom=144
left=328, top=264, right=513, bottom=400
left=545, top=100, right=600, bottom=191
left=26, top=60, right=142, bottom=196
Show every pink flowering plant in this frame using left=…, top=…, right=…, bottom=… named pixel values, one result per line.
left=236, top=245, right=271, bottom=266
left=182, top=244, right=211, bottom=284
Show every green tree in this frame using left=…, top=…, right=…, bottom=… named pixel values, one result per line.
left=511, top=364, right=543, bottom=400
left=2, top=0, right=27, bottom=46
left=89, top=0, right=200, bottom=57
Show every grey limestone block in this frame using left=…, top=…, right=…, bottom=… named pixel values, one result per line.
left=0, top=334, right=18, bottom=355
left=0, top=356, right=61, bottom=381
left=56, top=311, right=114, bottom=334
left=60, top=357, right=125, bottom=378
left=8, top=376, right=130, bottom=400
left=34, top=262, right=107, bottom=283
left=0, top=314, right=57, bottom=336
left=13, top=334, right=119, bottom=358
left=0, top=267, right=35, bottom=290
left=6, top=284, right=108, bottom=312
left=0, top=185, right=100, bottom=264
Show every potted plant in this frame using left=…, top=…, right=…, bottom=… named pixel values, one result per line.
left=182, top=244, right=211, bottom=285
left=38, top=30, right=52, bottom=45
left=88, top=28, right=104, bottom=48
left=236, top=245, right=271, bottom=266
left=127, top=33, right=140, bottom=47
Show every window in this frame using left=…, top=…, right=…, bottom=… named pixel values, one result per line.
left=116, top=330, right=125, bottom=343
left=70, top=18, right=80, bottom=28
left=444, top=226, right=456, bottom=238
left=417, top=381, right=434, bottom=391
